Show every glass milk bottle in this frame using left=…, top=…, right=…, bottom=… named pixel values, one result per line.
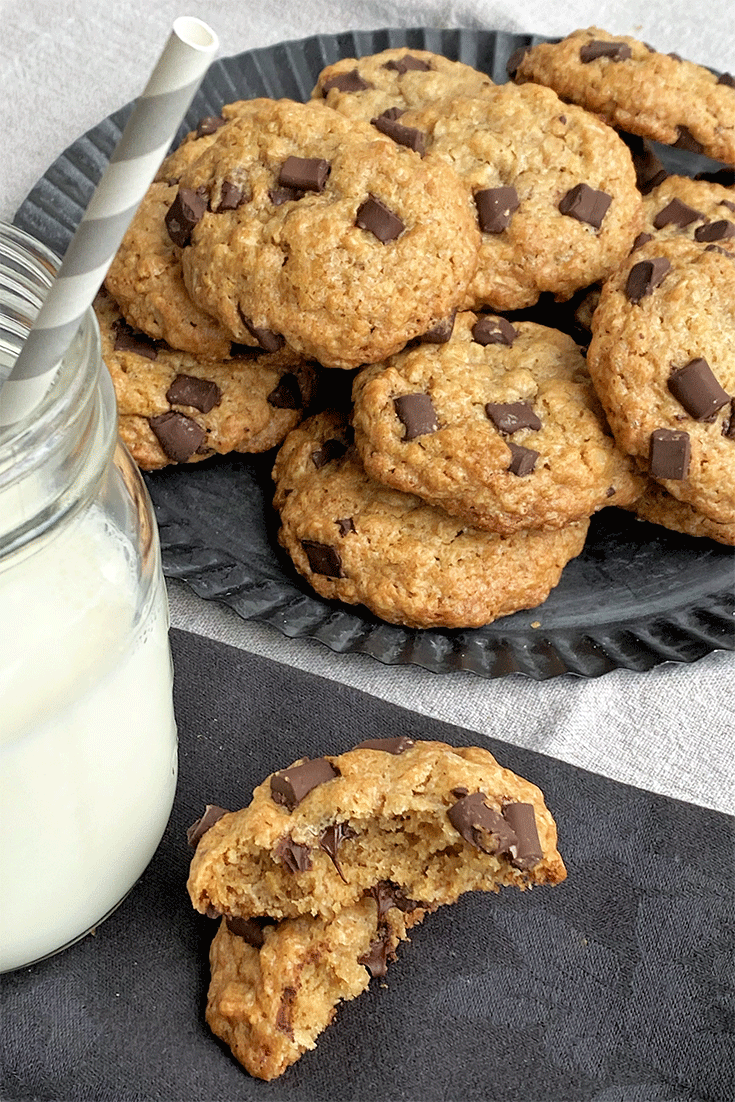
left=0, top=223, right=178, bottom=972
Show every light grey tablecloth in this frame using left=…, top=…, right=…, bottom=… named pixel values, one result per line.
left=2, top=0, right=734, bottom=815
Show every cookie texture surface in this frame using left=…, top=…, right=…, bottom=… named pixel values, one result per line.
left=352, top=313, right=642, bottom=533
left=397, top=85, right=642, bottom=310
left=271, top=410, right=589, bottom=627
left=206, top=894, right=424, bottom=1081
left=105, top=181, right=234, bottom=359
left=311, top=47, right=494, bottom=121
left=638, top=176, right=735, bottom=249
left=187, top=737, right=567, bottom=924
left=177, top=98, right=480, bottom=369
left=588, top=237, right=735, bottom=523
left=513, top=27, right=735, bottom=167
left=626, top=480, right=735, bottom=545
left=95, top=292, right=317, bottom=469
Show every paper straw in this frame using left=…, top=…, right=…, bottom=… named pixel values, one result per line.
left=0, top=16, right=218, bottom=427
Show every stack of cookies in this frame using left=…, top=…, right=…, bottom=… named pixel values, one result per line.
left=186, top=737, right=567, bottom=1079
left=98, top=28, right=734, bottom=629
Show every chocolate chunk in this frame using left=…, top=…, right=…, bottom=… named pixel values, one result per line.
left=472, top=316, right=518, bottom=347
left=447, top=791, right=517, bottom=855
left=273, top=836, right=312, bottom=874
left=502, top=802, right=543, bottom=870
left=371, top=112, right=426, bottom=155
left=705, top=244, right=735, bottom=257
left=393, top=393, right=438, bottom=440
left=355, top=196, right=404, bottom=242
left=196, top=115, right=225, bottom=138
left=653, top=197, right=703, bottom=229
left=358, top=928, right=392, bottom=978
left=506, top=441, right=539, bottom=476
left=668, top=358, right=730, bottom=420
left=717, top=72, right=735, bottom=87
left=420, top=311, right=456, bottom=344
left=268, top=185, right=304, bottom=206
left=723, top=398, right=735, bottom=438
left=485, top=401, right=542, bottom=435
left=301, top=539, right=344, bottom=578
left=475, top=186, right=520, bottom=233
left=379, top=106, right=406, bottom=121
left=319, top=822, right=358, bottom=881
left=166, top=374, right=222, bottom=413
left=165, top=186, right=208, bottom=247
left=672, top=126, right=704, bottom=155
left=451, top=786, right=469, bottom=799
left=625, top=257, right=671, bottom=303
left=276, top=986, right=297, bottom=1037
left=631, top=232, right=654, bottom=252
left=229, top=342, right=261, bottom=360
left=384, top=54, right=431, bottom=73
left=369, top=881, right=419, bottom=916
left=225, top=915, right=273, bottom=947
left=186, top=804, right=229, bottom=848
left=621, top=133, right=668, bottom=194
left=112, top=318, right=160, bottom=360
left=354, top=736, right=415, bottom=754
left=336, top=517, right=356, bottom=536
left=148, top=411, right=206, bottom=462
left=695, top=169, right=735, bottom=187
left=649, top=428, right=691, bottom=479
left=558, top=183, right=612, bottom=229
left=579, top=40, right=632, bottom=62
left=322, top=69, right=371, bottom=94
left=694, top=220, right=735, bottom=243
left=217, top=180, right=247, bottom=211
left=270, top=757, right=340, bottom=811
left=238, top=311, right=285, bottom=353
left=506, top=45, right=530, bottom=78
left=723, top=201, right=735, bottom=214
left=267, top=373, right=302, bottom=409
left=311, top=438, right=347, bottom=468
left=278, top=156, right=330, bottom=193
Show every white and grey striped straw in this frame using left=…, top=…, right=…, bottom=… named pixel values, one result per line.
left=0, top=16, right=218, bottom=427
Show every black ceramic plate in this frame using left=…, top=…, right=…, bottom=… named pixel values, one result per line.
left=14, top=28, right=735, bottom=679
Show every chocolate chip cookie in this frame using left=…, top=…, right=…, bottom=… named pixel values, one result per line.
left=394, top=85, right=642, bottom=311
left=588, top=236, right=735, bottom=522
left=351, top=312, right=642, bottom=534
left=187, top=737, right=566, bottom=924
left=206, top=893, right=425, bottom=1080
left=637, top=175, right=735, bottom=250
left=176, top=97, right=480, bottom=369
left=512, top=27, right=735, bottom=167
left=311, top=46, right=494, bottom=124
left=270, top=409, right=589, bottom=628
left=626, top=480, right=735, bottom=545
left=105, top=180, right=234, bottom=359
left=95, top=291, right=317, bottom=469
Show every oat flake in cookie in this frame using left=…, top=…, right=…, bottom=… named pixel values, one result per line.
left=352, top=312, right=643, bottom=535
left=396, top=85, right=643, bottom=311
left=588, top=237, right=735, bottom=523
left=270, top=410, right=589, bottom=628
left=513, top=27, right=735, bottom=167
left=176, top=98, right=480, bottom=369
left=95, top=291, right=317, bottom=470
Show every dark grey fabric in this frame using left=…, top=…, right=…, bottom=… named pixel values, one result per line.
left=2, top=628, right=733, bottom=1102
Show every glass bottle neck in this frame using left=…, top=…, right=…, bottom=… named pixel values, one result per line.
left=0, top=222, right=116, bottom=557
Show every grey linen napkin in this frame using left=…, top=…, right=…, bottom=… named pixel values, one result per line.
left=1, top=628, right=733, bottom=1102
